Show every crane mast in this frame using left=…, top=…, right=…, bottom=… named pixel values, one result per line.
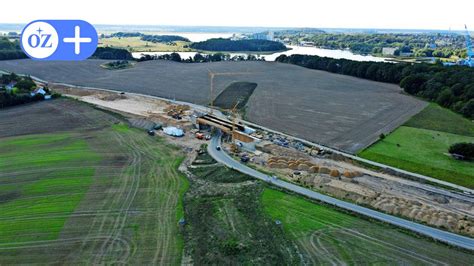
left=464, top=25, right=474, bottom=66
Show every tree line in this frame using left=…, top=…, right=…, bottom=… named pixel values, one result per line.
left=449, top=143, right=474, bottom=160
left=190, top=38, right=287, bottom=52
left=108, top=32, right=190, bottom=43
left=276, top=54, right=474, bottom=118
left=137, top=52, right=265, bottom=63
left=91, top=47, right=134, bottom=60
left=0, top=37, right=27, bottom=60
left=277, top=32, right=468, bottom=58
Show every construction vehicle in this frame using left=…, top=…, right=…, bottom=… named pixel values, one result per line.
left=240, top=154, right=250, bottom=163
left=195, top=132, right=204, bottom=140
left=164, top=104, right=190, bottom=119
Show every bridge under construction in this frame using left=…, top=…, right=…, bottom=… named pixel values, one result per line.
left=193, top=113, right=258, bottom=145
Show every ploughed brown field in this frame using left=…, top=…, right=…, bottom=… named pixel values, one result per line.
left=0, top=59, right=426, bottom=153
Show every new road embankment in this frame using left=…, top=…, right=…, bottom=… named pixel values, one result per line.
left=208, top=133, right=474, bottom=251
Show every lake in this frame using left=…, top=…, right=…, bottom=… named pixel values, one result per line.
left=133, top=45, right=388, bottom=62
left=128, top=31, right=388, bottom=62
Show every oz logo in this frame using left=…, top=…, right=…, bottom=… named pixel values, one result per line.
left=21, top=20, right=98, bottom=61
left=21, top=21, right=59, bottom=59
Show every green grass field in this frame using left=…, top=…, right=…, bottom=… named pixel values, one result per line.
left=0, top=100, right=188, bottom=264
left=262, top=188, right=474, bottom=264
left=404, top=103, right=474, bottom=137
left=100, top=37, right=193, bottom=52
left=0, top=133, right=100, bottom=244
left=359, top=103, right=474, bottom=188
left=184, top=151, right=300, bottom=264
left=186, top=149, right=474, bottom=264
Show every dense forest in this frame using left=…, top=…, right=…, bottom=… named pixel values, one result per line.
left=0, top=37, right=27, bottom=60
left=109, top=32, right=142, bottom=38
left=91, top=47, right=133, bottom=60
left=190, top=38, right=287, bottom=52
left=276, top=32, right=468, bottom=58
left=109, top=32, right=190, bottom=43
left=276, top=54, right=474, bottom=118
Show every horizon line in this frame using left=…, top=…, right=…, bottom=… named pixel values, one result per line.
left=0, top=22, right=470, bottom=32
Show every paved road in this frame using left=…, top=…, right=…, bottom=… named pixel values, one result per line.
left=240, top=120, right=474, bottom=195
left=9, top=72, right=473, bottom=194
left=5, top=70, right=474, bottom=250
left=207, top=133, right=474, bottom=251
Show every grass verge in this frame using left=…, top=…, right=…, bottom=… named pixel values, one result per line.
left=183, top=151, right=300, bottom=264
left=359, top=103, right=474, bottom=188
left=262, top=188, right=474, bottom=264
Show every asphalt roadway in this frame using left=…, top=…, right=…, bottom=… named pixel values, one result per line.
left=207, top=132, right=474, bottom=251
left=12, top=72, right=471, bottom=194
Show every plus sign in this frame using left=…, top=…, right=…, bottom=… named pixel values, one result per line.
left=36, top=27, right=43, bottom=36
left=63, top=26, right=91, bottom=55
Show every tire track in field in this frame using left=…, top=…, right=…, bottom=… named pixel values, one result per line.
left=63, top=129, right=135, bottom=263
left=152, top=162, right=181, bottom=265
left=132, top=134, right=180, bottom=265
left=91, top=130, right=141, bottom=264
left=0, top=235, right=129, bottom=250
left=4, top=125, right=185, bottom=264
left=306, top=226, right=445, bottom=265
left=295, top=237, right=318, bottom=265
left=309, top=231, right=345, bottom=266
left=286, top=206, right=447, bottom=265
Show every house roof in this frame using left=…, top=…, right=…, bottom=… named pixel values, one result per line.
left=33, top=87, right=46, bottom=94
left=6, top=81, right=17, bottom=88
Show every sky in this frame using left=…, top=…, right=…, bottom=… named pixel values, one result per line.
left=2, top=0, right=473, bottom=30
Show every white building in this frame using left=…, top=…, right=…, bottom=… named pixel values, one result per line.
left=382, top=47, right=397, bottom=56
left=30, top=87, right=46, bottom=96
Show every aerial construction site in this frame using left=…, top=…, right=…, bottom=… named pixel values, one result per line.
left=1, top=6, right=474, bottom=264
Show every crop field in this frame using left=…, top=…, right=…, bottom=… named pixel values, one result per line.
left=360, top=104, right=474, bottom=188
left=0, top=99, right=188, bottom=264
left=0, top=59, right=426, bottom=153
left=213, top=81, right=257, bottom=110
left=262, top=189, right=474, bottom=264
left=0, top=133, right=100, bottom=244
left=99, top=37, right=192, bottom=52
